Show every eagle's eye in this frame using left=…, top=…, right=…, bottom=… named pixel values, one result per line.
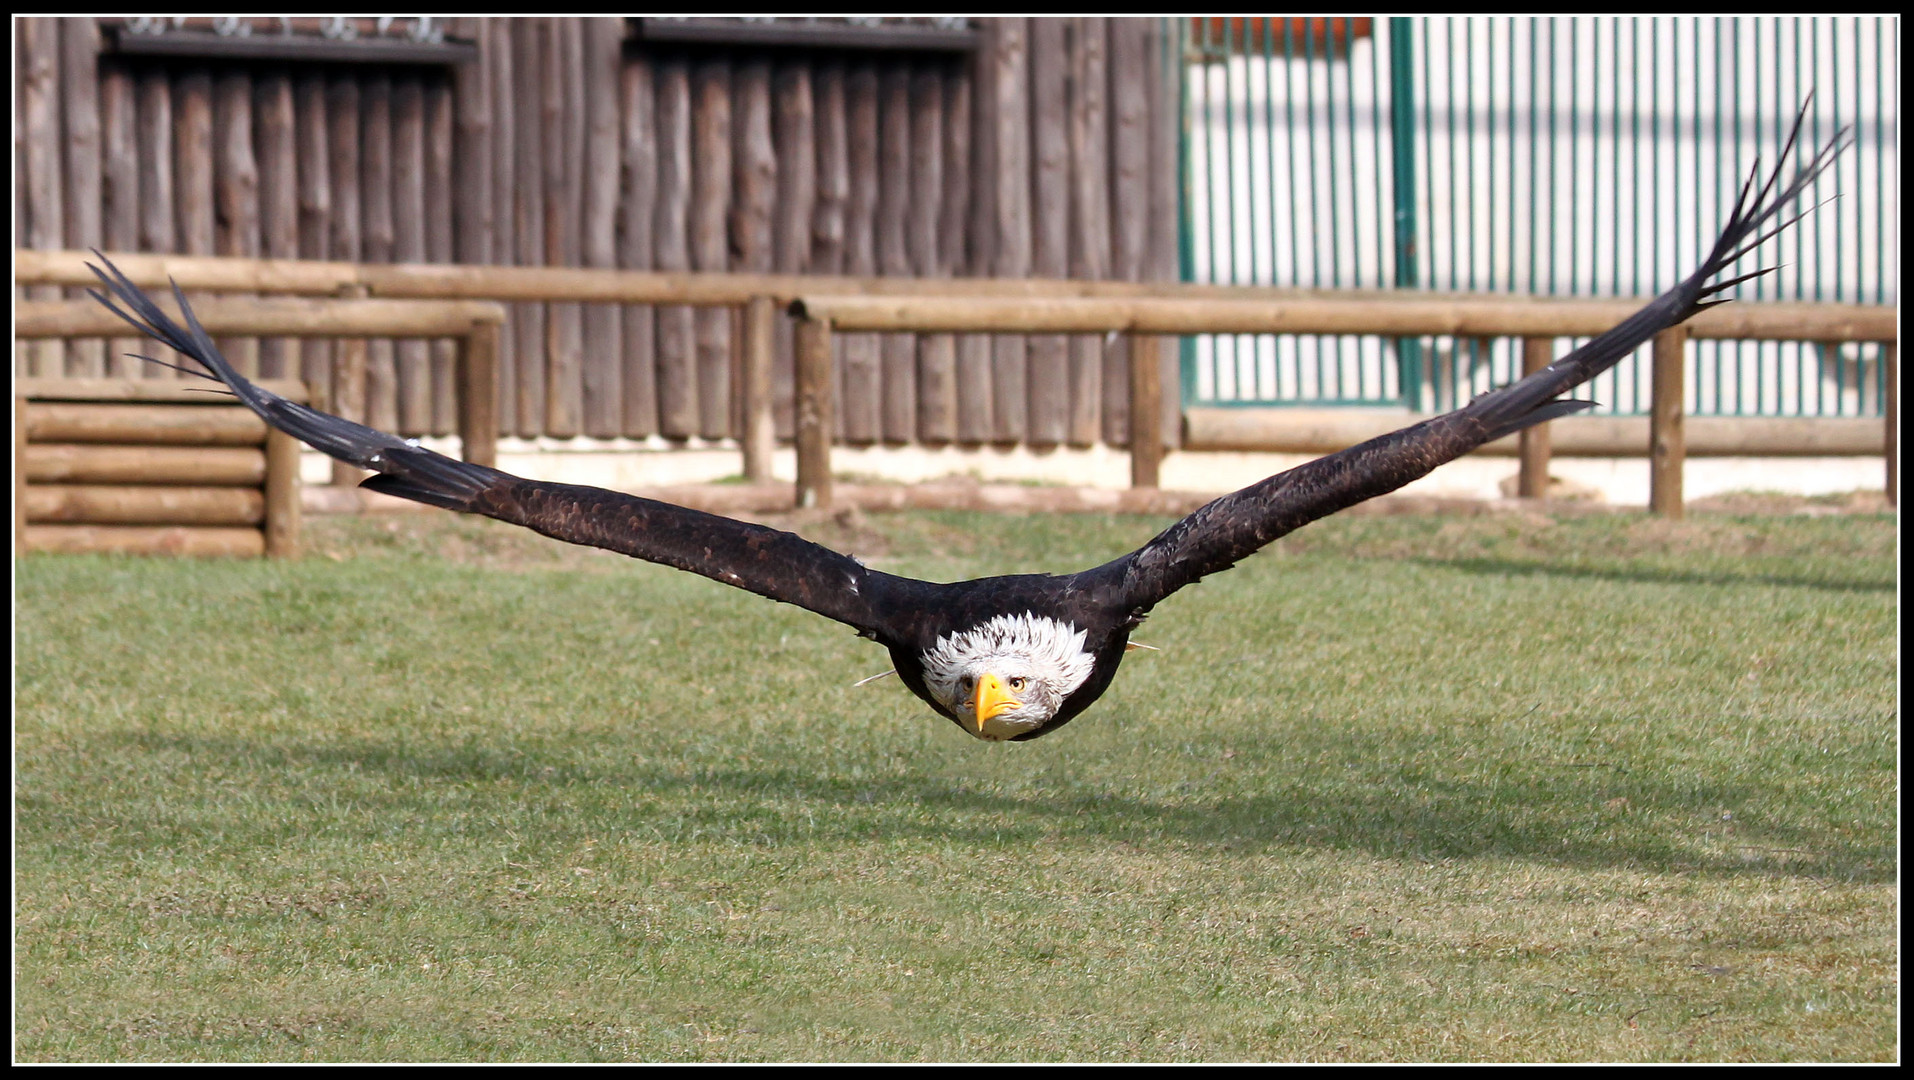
left=1008, top=676, right=1028, bottom=691
left=960, top=675, right=974, bottom=689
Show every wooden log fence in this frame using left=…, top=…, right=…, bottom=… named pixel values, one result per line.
left=1183, top=411, right=1889, bottom=457
left=16, top=376, right=307, bottom=558
left=16, top=250, right=1896, bottom=515
left=790, top=293, right=1898, bottom=512
left=15, top=293, right=507, bottom=471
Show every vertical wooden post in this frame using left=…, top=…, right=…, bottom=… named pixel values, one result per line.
left=772, top=60, right=816, bottom=440
left=876, top=65, right=915, bottom=443
left=1129, top=333, right=1163, bottom=489
left=742, top=296, right=777, bottom=482
left=392, top=73, right=432, bottom=433
left=361, top=72, right=398, bottom=432
left=990, top=20, right=1031, bottom=444
left=263, top=427, right=301, bottom=559
left=1884, top=341, right=1897, bottom=508
left=840, top=61, right=881, bottom=444
left=331, top=283, right=370, bottom=486
left=653, top=57, right=695, bottom=441
left=1067, top=18, right=1111, bottom=447
left=22, top=18, right=66, bottom=378
left=795, top=316, right=835, bottom=510
left=256, top=70, right=297, bottom=381
left=1649, top=326, right=1687, bottom=518
left=102, top=63, right=142, bottom=377
left=690, top=57, right=732, bottom=440
left=579, top=16, right=624, bottom=440
left=61, top=18, right=104, bottom=378
left=459, top=319, right=500, bottom=469
left=1027, top=18, right=1069, bottom=447
left=619, top=51, right=659, bottom=440
left=1518, top=336, right=1553, bottom=498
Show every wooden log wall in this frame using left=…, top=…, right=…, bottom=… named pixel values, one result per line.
left=16, top=17, right=1183, bottom=450
left=19, top=378, right=307, bottom=558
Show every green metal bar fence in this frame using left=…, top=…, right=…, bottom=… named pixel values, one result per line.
left=1178, top=16, right=1898, bottom=419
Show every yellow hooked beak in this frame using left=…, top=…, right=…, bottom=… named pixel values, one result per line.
left=971, top=672, right=1023, bottom=734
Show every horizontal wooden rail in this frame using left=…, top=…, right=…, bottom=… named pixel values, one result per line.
left=25, top=484, right=266, bottom=526
left=15, top=299, right=503, bottom=470
left=17, top=378, right=307, bottom=558
left=21, top=251, right=1897, bottom=339
left=21, top=249, right=1894, bottom=513
left=790, top=293, right=1896, bottom=510
left=18, top=247, right=1342, bottom=304
left=791, top=294, right=1897, bottom=344
left=24, top=444, right=268, bottom=485
left=23, top=524, right=268, bottom=558
left=12, top=377, right=312, bottom=401
left=26, top=402, right=269, bottom=445
left=1185, top=409, right=1888, bottom=457
left=15, top=296, right=505, bottom=339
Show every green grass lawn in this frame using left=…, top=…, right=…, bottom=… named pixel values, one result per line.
left=14, top=502, right=1897, bottom=1061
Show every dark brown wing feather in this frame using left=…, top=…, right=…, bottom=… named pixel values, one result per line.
left=85, top=261, right=908, bottom=640
left=1082, top=107, right=1846, bottom=616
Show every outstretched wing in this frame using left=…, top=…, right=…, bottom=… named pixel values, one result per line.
left=86, top=259, right=909, bottom=640
left=1085, top=106, right=1846, bottom=616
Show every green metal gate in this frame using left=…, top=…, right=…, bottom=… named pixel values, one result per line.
left=1178, top=16, right=1898, bottom=418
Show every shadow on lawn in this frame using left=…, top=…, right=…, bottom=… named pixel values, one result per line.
left=98, top=727, right=1895, bottom=885
left=1412, top=555, right=1894, bottom=595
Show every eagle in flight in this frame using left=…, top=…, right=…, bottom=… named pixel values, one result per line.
left=88, top=112, right=1841, bottom=743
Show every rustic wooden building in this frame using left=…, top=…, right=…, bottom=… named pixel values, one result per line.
left=16, top=16, right=1183, bottom=450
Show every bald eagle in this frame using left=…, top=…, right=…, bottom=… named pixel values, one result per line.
left=87, top=114, right=1841, bottom=742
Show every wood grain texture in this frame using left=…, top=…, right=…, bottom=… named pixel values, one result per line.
left=990, top=19, right=1030, bottom=443
left=325, top=75, right=361, bottom=423
left=1107, top=17, right=1153, bottom=446
left=426, top=75, right=457, bottom=435
left=488, top=18, right=517, bottom=435
left=212, top=69, right=261, bottom=377
left=27, top=18, right=1191, bottom=451
left=771, top=61, right=816, bottom=438
left=360, top=72, right=398, bottom=431
left=809, top=61, right=848, bottom=276
left=732, top=58, right=776, bottom=469
left=947, top=62, right=992, bottom=443
left=541, top=19, right=584, bottom=438
left=581, top=17, right=625, bottom=438
left=101, top=58, right=142, bottom=376
left=619, top=52, right=659, bottom=437
left=452, top=16, right=493, bottom=270
left=878, top=64, right=915, bottom=442
left=911, top=65, right=955, bottom=444
left=1144, top=18, right=1181, bottom=447
left=136, top=68, right=174, bottom=256
left=255, top=71, right=297, bottom=380
left=1070, top=18, right=1111, bottom=447
left=1649, top=327, right=1687, bottom=518
left=691, top=57, right=732, bottom=439
left=510, top=23, right=545, bottom=437
left=60, top=18, right=104, bottom=375
left=653, top=57, right=696, bottom=439
left=393, top=73, right=431, bottom=433
left=1027, top=18, right=1069, bottom=447
left=23, top=20, right=65, bottom=376
left=839, top=61, right=881, bottom=443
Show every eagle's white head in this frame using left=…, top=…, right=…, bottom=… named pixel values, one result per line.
left=920, top=613, right=1098, bottom=741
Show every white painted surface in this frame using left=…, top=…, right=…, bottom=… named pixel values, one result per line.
left=303, top=435, right=1888, bottom=508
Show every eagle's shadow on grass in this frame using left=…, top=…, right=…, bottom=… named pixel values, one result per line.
left=1411, top=555, right=1893, bottom=595
left=102, top=728, right=1894, bottom=886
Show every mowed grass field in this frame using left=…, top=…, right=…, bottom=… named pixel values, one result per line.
left=15, top=499, right=1897, bottom=1061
